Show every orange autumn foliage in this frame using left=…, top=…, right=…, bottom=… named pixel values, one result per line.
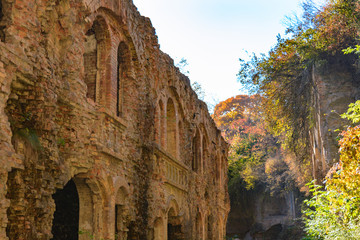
left=212, top=94, right=263, bottom=144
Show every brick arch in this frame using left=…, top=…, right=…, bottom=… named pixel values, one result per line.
left=155, top=99, right=165, bottom=147
left=49, top=173, right=110, bottom=240
left=75, top=174, right=110, bottom=240
left=96, top=7, right=141, bottom=117
left=83, top=15, right=112, bottom=106
left=166, top=196, right=180, bottom=216
left=199, top=123, right=209, bottom=171
left=169, top=92, right=186, bottom=161
left=168, top=86, right=187, bottom=119
left=116, top=41, right=131, bottom=116
left=166, top=197, right=184, bottom=240
left=162, top=89, right=188, bottom=160
left=82, top=0, right=122, bottom=15
left=166, top=98, right=177, bottom=157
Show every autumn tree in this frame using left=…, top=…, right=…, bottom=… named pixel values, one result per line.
left=303, top=101, right=360, bottom=239
left=238, top=0, right=360, bottom=187
left=213, top=94, right=261, bottom=143
left=213, top=95, right=295, bottom=198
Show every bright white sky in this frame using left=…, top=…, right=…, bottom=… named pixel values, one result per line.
left=133, top=0, right=325, bottom=107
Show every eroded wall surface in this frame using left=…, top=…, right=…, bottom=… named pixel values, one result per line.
left=0, top=0, right=229, bottom=239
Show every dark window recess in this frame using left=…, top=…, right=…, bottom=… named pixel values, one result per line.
left=117, top=42, right=130, bottom=116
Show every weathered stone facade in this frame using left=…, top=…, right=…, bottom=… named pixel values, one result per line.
left=0, top=0, right=229, bottom=239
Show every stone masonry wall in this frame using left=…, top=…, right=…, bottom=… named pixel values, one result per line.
left=0, top=0, right=229, bottom=239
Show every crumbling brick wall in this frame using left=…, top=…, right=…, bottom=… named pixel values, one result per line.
left=0, top=0, right=229, bottom=239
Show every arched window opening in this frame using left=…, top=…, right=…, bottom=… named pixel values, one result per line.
left=51, top=179, right=79, bottom=240
left=166, top=99, right=177, bottom=157
left=116, top=42, right=130, bottom=117
left=83, top=17, right=110, bottom=104
left=115, top=187, right=128, bottom=240
left=192, top=129, right=201, bottom=172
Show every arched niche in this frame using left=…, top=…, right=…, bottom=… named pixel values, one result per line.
left=83, top=16, right=111, bottom=104
left=116, top=41, right=131, bottom=117
left=192, top=129, right=201, bottom=172
left=166, top=98, right=177, bottom=157
left=155, top=99, right=164, bottom=146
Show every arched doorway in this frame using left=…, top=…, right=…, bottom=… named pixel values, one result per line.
left=51, top=179, right=79, bottom=240
left=167, top=207, right=184, bottom=240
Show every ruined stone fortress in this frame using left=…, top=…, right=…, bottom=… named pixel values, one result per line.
left=0, top=0, right=229, bottom=239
